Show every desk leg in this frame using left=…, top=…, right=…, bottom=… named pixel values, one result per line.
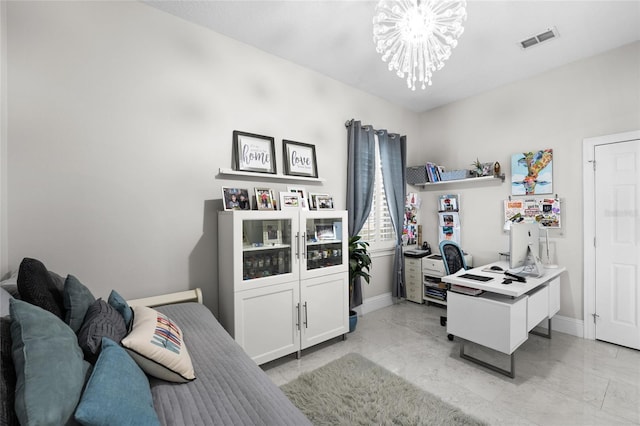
left=530, top=318, right=552, bottom=339
left=459, top=341, right=515, bottom=379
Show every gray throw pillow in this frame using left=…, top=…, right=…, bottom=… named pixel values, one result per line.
left=107, top=289, right=132, bottom=329
left=63, top=275, right=96, bottom=333
left=16, top=258, right=64, bottom=318
left=77, top=299, right=127, bottom=364
left=10, top=299, right=89, bottom=426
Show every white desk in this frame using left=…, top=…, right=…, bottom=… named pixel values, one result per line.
left=442, top=260, right=565, bottom=378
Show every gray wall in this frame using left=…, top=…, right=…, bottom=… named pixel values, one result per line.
left=2, top=1, right=639, bottom=324
left=1, top=1, right=418, bottom=314
left=411, top=42, right=640, bottom=321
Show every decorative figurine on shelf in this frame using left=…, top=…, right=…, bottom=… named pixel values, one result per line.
left=494, top=161, right=501, bottom=176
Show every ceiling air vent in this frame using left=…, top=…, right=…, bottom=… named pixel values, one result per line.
left=519, top=27, right=559, bottom=49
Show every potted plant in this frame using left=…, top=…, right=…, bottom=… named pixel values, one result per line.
left=348, top=235, right=371, bottom=332
left=471, top=158, right=484, bottom=177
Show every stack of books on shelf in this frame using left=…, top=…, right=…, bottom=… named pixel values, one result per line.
left=424, top=162, right=445, bottom=183
left=424, top=285, right=447, bottom=301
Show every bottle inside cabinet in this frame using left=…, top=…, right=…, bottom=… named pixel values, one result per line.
left=241, top=218, right=292, bottom=280
left=305, top=217, right=344, bottom=271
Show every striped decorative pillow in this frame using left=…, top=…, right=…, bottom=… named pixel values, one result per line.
left=121, top=306, right=195, bottom=383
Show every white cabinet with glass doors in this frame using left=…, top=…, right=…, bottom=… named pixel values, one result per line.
left=218, top=210, right=349, bottom=365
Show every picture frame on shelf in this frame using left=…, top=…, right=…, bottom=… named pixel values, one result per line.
left=315, top=224, right=336, bottom=241
left=308, top=193, right=328, bottom=210
left=315, top=194, right=334, bottom=210
left=255, top=188, right=276, bottom=210
left=283, top=140, right=318, bottom=178
left=287, top=186, right=309, bottom=210
left=222, top=187, right=251, bottom=211
left=279, top=192, right=301, bottom=209
left=233, top=131, right=277, bottom=174
left=481, top=162, right=494, bottom=177
left=262, top=221, right=282, bottom=245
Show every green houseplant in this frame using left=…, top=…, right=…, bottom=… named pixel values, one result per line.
left=348, top=235, right=371, bottom=332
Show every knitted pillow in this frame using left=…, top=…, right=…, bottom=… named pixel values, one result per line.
left=16, top=258, right=64, bottom=318
left=77, top=299, right=127, bottom=364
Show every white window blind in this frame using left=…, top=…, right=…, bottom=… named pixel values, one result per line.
left=358, top=136, right=395, bottom=249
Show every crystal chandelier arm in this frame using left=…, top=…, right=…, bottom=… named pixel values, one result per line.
left=373, top=0, right=467, bottom=90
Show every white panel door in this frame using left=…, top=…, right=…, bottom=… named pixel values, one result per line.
left=235, top=281, right=300, bottom=365
left=300, top=273, right=348, bottom=349
left=595, top=140, right=640, bottom=349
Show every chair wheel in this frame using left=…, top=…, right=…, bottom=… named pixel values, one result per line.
left=440, top=317, right=447, bottom=327
left=447, top=334, right=454, bottom=341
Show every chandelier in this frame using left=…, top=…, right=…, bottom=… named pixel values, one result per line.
left=373, top=0, right=467, bottom=91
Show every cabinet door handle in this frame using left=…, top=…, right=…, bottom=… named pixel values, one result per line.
left=295, top=232, right=300, bottom=259
left=296, top=303, right=301, bottom=330
left=302, top=232, right=307, bottom=259
left=303, top=301, right=308, bottom=328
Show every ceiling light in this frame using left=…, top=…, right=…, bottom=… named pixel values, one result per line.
left=373, top=0, right=467, bottom=91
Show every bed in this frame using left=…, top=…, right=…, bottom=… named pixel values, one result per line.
left=143, top=293, right=311, bottom=425
left=1, top=267, right=310, bottom=426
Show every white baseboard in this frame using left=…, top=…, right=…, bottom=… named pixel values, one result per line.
left=357, top=292, right=394, bottom=316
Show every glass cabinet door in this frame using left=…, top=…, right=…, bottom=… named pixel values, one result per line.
left=241, top=218, right=293, bottom=281
left=303, top=212, right=347, bottom=275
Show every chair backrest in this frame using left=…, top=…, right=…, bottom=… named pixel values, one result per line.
left=439, top=240, right=468, bottom=275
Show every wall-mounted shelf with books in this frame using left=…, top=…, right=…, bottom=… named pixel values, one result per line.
left=415, top=174, right=505, bottom=189
left=217, top=168, right=326, bottom=183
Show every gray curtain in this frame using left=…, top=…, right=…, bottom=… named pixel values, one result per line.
left=346, top=119, right=375, bottom=308
left=379, top=132, right=407, bottom=299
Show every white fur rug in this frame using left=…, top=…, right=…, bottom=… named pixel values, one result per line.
left=281, top=353, right=486, bottom=426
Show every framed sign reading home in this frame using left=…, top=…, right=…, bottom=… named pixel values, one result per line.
left=283, top=140, right=318, bottom=178
left=233, top=131, right=277, bottom=174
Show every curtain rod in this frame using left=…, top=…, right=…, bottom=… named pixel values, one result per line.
left=345, top=119, right=400, bottom=138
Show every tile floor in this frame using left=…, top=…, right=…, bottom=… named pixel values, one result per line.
left=262, top=301, right=640, bottom=425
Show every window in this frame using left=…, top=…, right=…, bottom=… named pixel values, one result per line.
left=358, top=136, right=395, bottom=250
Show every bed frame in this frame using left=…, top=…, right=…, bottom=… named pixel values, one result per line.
left=126, top=287, right=202, bottom=307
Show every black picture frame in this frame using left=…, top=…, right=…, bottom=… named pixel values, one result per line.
left=233, top=131, right=277, bottom=174
left=221, top=187, right=251, bottom=211
left=282, top=140, right=318, bottom=178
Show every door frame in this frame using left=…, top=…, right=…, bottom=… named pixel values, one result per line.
left=583, top=130, right=640, bottom=340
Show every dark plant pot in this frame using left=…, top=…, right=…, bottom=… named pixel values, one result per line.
left=349, top=310, right=358, bottom=333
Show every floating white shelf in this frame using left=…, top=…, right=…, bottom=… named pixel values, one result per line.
left=218, top=168, right=326, bottom=183
left=414, top=174, right=505, bottom=188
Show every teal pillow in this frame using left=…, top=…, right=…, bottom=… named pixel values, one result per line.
left=9, top=299, right=90, bottom=426
left=107, top=289, right=132, bottom=329
left=75, top=337, right=160, bottom=426
left=64, top=275, right=96, bottom=333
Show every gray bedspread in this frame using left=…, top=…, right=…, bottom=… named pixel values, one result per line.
left=153, top=303, right=311, bottom=426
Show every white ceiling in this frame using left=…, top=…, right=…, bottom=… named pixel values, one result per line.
left=143, top=0, right=640, bottom=113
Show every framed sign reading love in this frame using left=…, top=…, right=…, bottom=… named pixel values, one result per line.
left=283, top=140, right=318, bottom=178
left=233, top=131, right=277, bottom=174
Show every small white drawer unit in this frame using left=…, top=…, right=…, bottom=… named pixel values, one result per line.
left=405, top=256, right=424, bottom=304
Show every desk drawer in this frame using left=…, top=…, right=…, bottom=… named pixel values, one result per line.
left=527, top=285, right=549, bottom=331
left=548, top=277, right=560, bottom=317
left=447, top=291, right=527, bottom=354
